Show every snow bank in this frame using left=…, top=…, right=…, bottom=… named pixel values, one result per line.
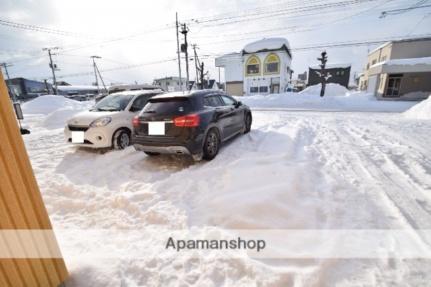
left=243, top=37, right=290, bottom=53
left=404, top=95, right=431, bottom=120
left=299, top=83, right=348, bottom=97
left=22, top=95, right=88, bottom=114
left=239, top=83, right=418, bottom=112
left=22, top=95, right=94, bottom=129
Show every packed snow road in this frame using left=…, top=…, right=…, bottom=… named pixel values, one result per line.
left=23, top=110, right=431, bottom=286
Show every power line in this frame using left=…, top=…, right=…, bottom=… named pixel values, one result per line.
left=380, top=2, right=431, bottom=17
left=0, top=18, right=96, bottom=39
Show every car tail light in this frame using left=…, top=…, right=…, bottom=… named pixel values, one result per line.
left=174, top=114, right=200, bottom=127
left=132, top=116, right=140, bottom=128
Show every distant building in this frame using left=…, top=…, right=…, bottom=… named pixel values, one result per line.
left=6, top=78, right=51, bottom=101
left=153, top=76, right=186, bottom=92
left=215, top=37, right=293, bottom=95
left=57, top=85, right=100, bottom=96
left=358, top=37, right=431, bottom=99
left=308, top=64, right=351, bottom=88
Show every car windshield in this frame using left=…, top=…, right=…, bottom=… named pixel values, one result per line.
left=92, top=94, right=134, bottom=111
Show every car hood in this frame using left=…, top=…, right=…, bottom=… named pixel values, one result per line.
left=67, top=110, right=119, bottom=126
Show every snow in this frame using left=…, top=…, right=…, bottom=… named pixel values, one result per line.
left=243, top=37, right=290, bottom=53
left=384, top=56, right=431, bottom=66
left=19, top=86, right=431, bottom=286
left=309, top=63, right=351, bottom=69
left=21, top=95, right=93, bottom=129
left=404, top=95, right=431, bottom=120
left=238, top=83, right=418, bottom=112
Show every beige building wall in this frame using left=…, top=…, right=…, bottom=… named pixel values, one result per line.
left=391, top=40, right=431, bottom=59
left=226, top=82, right=244, bottom=96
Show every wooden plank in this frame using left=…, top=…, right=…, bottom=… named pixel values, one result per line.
left=0, top=70, right=68, bottom=286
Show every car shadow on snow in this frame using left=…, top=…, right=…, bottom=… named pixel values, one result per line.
left=56, top=146, right=195, bottom=190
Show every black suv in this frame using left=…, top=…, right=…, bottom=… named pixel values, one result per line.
left=132, top=90, right=252, bottom=160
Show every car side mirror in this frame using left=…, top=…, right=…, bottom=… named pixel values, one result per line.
left=235, top=101, right=242, bottom=108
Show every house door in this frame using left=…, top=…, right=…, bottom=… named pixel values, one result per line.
left=385, top=76, right=402, bottom=97
left=270, top=84, right=280, bottom=94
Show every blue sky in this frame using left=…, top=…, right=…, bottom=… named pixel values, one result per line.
left=0, top=0, right=430, bottom=85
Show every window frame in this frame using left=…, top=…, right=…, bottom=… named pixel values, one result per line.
left=263, top=53, right=280, bottom=75
left=245, top=55, right=261, bottom=76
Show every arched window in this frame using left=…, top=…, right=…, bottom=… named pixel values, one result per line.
left=245, top=55, right=261, bottom=76
left=264, top=53, right=280, bottom=74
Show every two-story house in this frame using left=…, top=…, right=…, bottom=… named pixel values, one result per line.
left=215, top=38, right=293, bottom=96
left=358, top=37, right=431, bottom=99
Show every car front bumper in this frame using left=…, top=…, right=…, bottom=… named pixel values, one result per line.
left=64, top=125, right=112, bottom=148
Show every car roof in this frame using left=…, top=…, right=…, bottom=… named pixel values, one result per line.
left=151, top=89, right=224, bottom=99
left=110, top=89, right=163, bottom=97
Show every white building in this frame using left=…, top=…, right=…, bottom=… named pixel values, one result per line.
left=215, top=38, right=293, bottom=96
left=153, top=76, right=186, bottom=92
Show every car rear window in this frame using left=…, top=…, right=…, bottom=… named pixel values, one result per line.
left=143, top=97, right=193, bottom=115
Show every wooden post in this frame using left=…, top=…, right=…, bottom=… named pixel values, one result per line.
left=0, top=71, right=68, bottom=286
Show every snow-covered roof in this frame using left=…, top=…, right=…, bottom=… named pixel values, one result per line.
left=57, top=85, right=100, bottom=91
left=368, top=42, right=391, bottom=55
left=370, top=56, right=431, bottom=74
left=384, top=56, right=431, bottom=66
left=309, top=63, right=351, bottom=69
left=242, top=38, right=291, bottom=55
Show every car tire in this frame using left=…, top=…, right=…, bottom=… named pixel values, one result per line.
left=244, top=113, right=252, bottom=134
left=144, top=151, right=160, bottom=156
left=203, top=128, right=220, bottom=160
left=113, top=129, right=130, bottom=150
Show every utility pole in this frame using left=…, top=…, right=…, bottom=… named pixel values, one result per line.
left=180, top=23, right=190, bottom=90
left=200, top=62, right=204, bottom=89
left=43, top=47, right=59, bottom=95
left=317, top=51, right=328, bottom=97
left=192, top=44, right=199, bottom=86
left=95, top=62, right=108, bottom=93
left=1, top=62, right=11, bottom=80
left=1, top=62, right=15, bottom=101
left=90, top=56, right=107, bottom=94
left=91, top=56, right=101, bottom=93
left=175, top=13, right=183, bottom=91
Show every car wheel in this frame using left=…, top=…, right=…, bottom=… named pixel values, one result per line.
left=244, top=113, right=252, bottom=134
left=203, top=129, right=220, bottom=160
left=113, top=129, right=130, bottom=150
left=144, top=151, right=160, bottom=156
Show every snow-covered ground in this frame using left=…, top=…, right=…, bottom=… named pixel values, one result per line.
left=239, top=84, right=419, bottom=112
left=20, top=93, right=431, bottom=286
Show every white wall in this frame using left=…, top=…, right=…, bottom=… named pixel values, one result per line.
left=243, top=51, right=292, bottom=94
left=215, top=54, right=243, bottom=82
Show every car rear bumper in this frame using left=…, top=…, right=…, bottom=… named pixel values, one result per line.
left=132, top=134, right=203, bottom=155
left=133, top=144, right=191, bottom=155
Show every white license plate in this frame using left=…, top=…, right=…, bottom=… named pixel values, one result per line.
left=71, top=131, right=85, bottom=143
left=148, top=122, right=165, bottom=135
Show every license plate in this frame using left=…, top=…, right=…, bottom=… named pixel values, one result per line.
left=148, top=122, right=165, bottom=135
left=71, top=131, right=85, bottom=143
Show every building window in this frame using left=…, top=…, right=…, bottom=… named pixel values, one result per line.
left=381, top=56, right=387, bottom=62
left=372, top=59, right=377, bottom=65
left=250, top=87, right=258, bottom=93
left=264, top=53, right=280, bottom=74
left=246, top=55, right=260, bottom=76
left=367, top=63, right=370, bottom=70
left=259, top=86, right=268, bottom=93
